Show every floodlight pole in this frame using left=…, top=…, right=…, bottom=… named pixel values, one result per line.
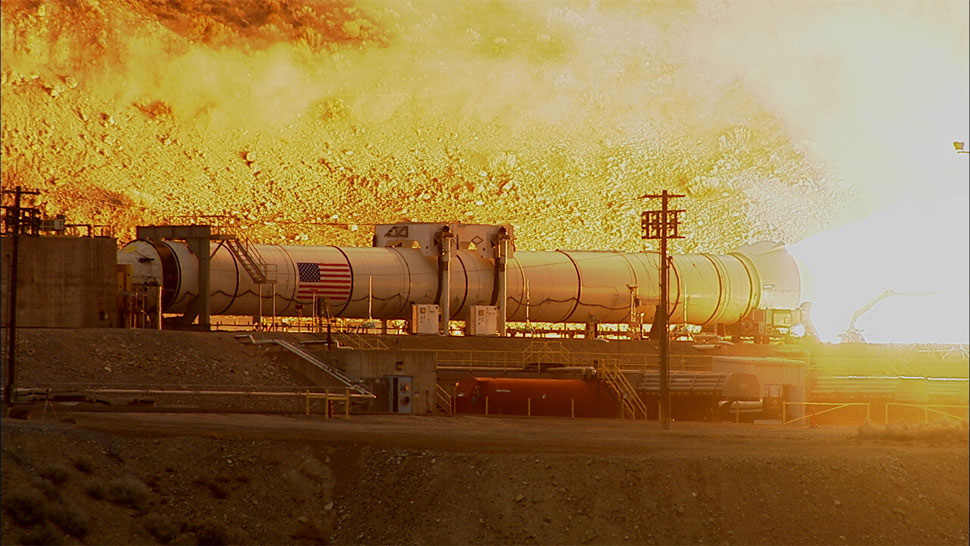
left=640, top=190, right=685, bottom=431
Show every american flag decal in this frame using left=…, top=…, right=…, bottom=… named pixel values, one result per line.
left=297, top=262, right=352, bottom=301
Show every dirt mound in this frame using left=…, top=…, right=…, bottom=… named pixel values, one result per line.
left=3, top=328, right=309, bottom=390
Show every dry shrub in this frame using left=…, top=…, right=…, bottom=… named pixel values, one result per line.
left=106, top=475, right=151, bottom=511
left=191, top=518, right=252, bottom=545
left=46, top=501, right=90, bottom=538
left=208, top=482, right=228, bottom=499
left=30, top=477, right=60, bottom=500
left=83, top=480, right=107, bottom=500
left=2, top=486, right=47, bottom=526
left=193, top=476, right=228, bottom=499
left=291, top=519, right=329, bottom=543
left=857, top=419, right=970, bottom=444
left=38, top=464, right=72, bottom=485
left=226, top=527, right=253, bottom=545
left=17, top=523, right=61, bottom=545
left=71, top=454, right=96, bottom=474
left=143, top=512, right=180, bottom=544
left=8, top=406, right=32, bottom=420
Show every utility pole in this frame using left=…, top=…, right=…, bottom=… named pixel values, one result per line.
left=640, top=190, right=685, bottom=430
left=2, top=186, right=40, bottom=409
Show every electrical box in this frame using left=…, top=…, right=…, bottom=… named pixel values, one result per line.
left=384, top=376, right=413, bottom=414
left=39, top=217, right=66, bottom=232
left=467, top=305, right=498, bottom=336
left=770, top=309, right=792, bottom=328
left=410, top=304, right=440, bottom=334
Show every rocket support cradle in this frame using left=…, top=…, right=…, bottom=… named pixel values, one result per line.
left=118, top=223, right=800, bottom=330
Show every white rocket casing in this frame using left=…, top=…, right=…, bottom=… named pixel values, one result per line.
left=118, top=239, right=800, bottom=325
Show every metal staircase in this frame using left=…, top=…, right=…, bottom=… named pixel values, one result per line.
left=525, top=340, right=569, bottom=371
left=599, top=360, right=648, bottom=420
left=223, top=236, right=271, bottom=285
left=434, top=384, right=453, bottom=414
left=236, top=335, right=374, bottom=397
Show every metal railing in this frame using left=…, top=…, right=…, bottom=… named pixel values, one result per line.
left=428, top=348, right=711, bottom=373
left=14, top=386, right=373, bottom=419
left=783, top=402, right=871, bottom=425
left=599, top=360, right=648, bottom=420
left=885, top=403, right=970, bottom=424
left=235, top=335, right=375, bottom=397
left=304, top=389, right=357, bottom=417
left=224, top=236, right=272, bottom=285
left=434, top=384, right=453, bottom=414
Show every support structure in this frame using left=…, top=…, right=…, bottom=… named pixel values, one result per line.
left=373, top=222, right=514, bottom=337
left=493, top=227, right=511, bottom=336
left=436, top=226, right=454, bottom=335
left=137, top=225, right=214, bottom=330
left=641, top=190, right=685, bottom=430
left=2, top=186, right=39, bottom=407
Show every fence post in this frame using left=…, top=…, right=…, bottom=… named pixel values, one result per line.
left=528, top=397, right=531, bottom=417
left=305, top=389, right=310, bottom=416
left=485, top=396, right=489, bottom=416
left=345, top=388, right=350, bottom=417
left=571, top=398, right=575, bottom=419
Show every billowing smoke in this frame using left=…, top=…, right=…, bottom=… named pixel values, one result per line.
left=685, top=0, right=969, bottom=211
left=2, top=0, right=967, bottom=342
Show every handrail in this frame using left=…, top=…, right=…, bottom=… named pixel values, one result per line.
left=782, top=402, right=871, bottom=425
left=236, top=335, right=374, bottom=397
left=885, top=402, right=969, bottom=424
left=434, top=384, right=453, bottom=414
left=599, top=360, right=648, bottom=420
left=224, top=236, right=271, bottom=284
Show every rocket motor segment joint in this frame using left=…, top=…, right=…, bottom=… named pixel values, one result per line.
left=118, top=234, right=801, bottom=330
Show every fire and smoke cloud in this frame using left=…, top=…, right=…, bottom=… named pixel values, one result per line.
left=2, top=0, right=967, bottom=342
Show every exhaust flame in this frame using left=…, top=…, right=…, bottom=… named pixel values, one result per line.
left=790, top=197, right=970, bottom=344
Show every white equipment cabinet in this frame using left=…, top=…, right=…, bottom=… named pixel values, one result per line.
left=468, top=305, right=499, bottom=336
left=410, top=304, right=440, bottom=334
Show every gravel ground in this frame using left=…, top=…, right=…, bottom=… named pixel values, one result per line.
left=2, top=329, right=968, bottom=545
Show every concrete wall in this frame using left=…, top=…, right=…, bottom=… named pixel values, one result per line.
left=345, top=350, right=438, bottom=414
left=286, top=349, right=438, bottom=414
left=1, top=235, right=117, bottom=328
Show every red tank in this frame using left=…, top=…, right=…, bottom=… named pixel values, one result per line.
left=453, top=377, right=620, bottom=418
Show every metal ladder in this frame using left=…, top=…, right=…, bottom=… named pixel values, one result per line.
left=223, top=236, right=270, bottom=284
left=236, top=335, right=375, bottom=397
left=599, top=360, right=648, bottom=420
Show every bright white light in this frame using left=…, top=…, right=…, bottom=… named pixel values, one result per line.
left=789, top=197, right=969, bottom=344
